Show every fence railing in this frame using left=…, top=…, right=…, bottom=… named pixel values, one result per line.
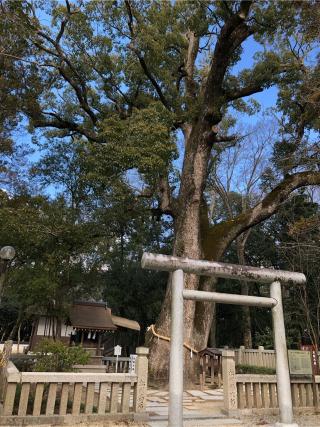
left=235, top=346, right=276, bottom=368
left=102, top=356, right=136, bottom=373
left=222, top=349, right=320, bottom=415
left=0, top=347, right=149, bottom=425
left=236, top=374, right=320, bottom=410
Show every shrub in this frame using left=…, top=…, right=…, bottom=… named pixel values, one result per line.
left=34, top=339, right=89, bottom=372
left=236, top=364, right=276, bottom=375
left=11, top=354, right=35, bottom=372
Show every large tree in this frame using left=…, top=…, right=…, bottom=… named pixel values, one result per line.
left=1, top=0, right=320, bottom=378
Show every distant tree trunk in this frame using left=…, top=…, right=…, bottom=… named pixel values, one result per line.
left=8, top=311, right=23, bottom=341
left=55, top=317, right=62, bottom=340
left=17, top=322, right=22, bottom=353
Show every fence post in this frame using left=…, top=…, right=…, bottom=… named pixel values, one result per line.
left=133, top=346, right=149, bottom=421
left=0, top=340, right=13, bottom=403
left=222, top=349, right=238, bottom=416
left=238, top=346, right=245, bottom=365
left=258, top=346, right=264, bottom=367
left=2, top=341, right=13, bottom=365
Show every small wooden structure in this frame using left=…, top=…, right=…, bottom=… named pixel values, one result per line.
left=29, top=302, right=140, bottom=361
left=198, top=348, right=222, bottom=389
left=69, top=302, right=117, bottom=356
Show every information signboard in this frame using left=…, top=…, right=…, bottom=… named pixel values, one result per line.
left=114, top=345, right=122, bottom=356
left=114, top=345, right=122, bottom=373
left=288, top=350, right=312, bottom=375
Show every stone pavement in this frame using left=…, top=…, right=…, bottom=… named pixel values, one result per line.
left=146, top=387, right=243, bottom=426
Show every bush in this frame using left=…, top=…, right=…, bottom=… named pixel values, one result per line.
left=33, top=339, right=89, bottom=372
left=236, top=364, right=276, bottom=375
left=11, top=354, right=36, bottom=372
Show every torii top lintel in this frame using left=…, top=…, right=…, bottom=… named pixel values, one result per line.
left=141, top=252, right=306, bottom=285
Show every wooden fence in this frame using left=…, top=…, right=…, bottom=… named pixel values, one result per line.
left=103, top=356, right=135, bottom=373
left=235, top=346, right=276, bottom=369
left=222, top=349, right=320, bottom=415
left=236, top=374, right=320, bottom=411
left=0, top=347, right=149, bottom=425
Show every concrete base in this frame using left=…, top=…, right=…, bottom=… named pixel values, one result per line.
left=134, top=412, right=150, bottom=422
left=221, top=409, right=240, bottom=418
left=274, top=423, right=299, bottom=427
left=0, top=413, right=135, bottom=426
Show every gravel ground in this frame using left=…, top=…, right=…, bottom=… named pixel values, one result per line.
left=240, top=414, right=320, bottom=426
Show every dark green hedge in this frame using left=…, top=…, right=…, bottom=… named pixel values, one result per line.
left=236, top=364, right=276, bottom=375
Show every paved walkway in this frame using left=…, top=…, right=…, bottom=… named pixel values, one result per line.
left=146, top=388, right=243, bottom=426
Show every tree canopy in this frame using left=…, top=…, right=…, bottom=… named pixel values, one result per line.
left=1, top=0, right=320, bottom=379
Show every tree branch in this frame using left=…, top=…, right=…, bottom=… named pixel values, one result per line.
left=34, top=112, right=100, bottom=142
left=204, top=171, right=320, bottom=259
left=185, top=30, right=199, bottom=99
left=36, top=21, right=97, bottom=125
left=124, top=0, right=172, bottom=111
left=158, top=174, right=175, bottom=217
left=203, top=1, right=253, bottom=122
left=225, top=84, right=264, bottom=101
left=56, top=0, right=71, bottom=44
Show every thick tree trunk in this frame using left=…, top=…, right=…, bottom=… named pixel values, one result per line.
left=147, top=121, right=234, bottom=382
left=148, top=122, right=213, bottom=381
left=209, top=301, right=217, bottom=348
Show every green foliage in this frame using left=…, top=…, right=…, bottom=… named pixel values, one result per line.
left=2, top=0, right=318, bottom=148
left=1, top=0, right=320, bottom=356
left=236, top=364, right=276, bottom=375
left=101, top=103, right=177, bottom=176
left=11, top=355, right=35, bottom=372
left=33, top=339, right=89, bottom=372
left=254, top=327, right=275, bottom=350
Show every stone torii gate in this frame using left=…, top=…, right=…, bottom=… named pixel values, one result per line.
left=142, top=252, right=305, bottom=427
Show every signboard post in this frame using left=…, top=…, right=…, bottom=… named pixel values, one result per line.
left=300, top=344, right=319, bottom=409
left=114, top=345, right=122, bottom=373
left=300, top=344, right=320, bottom=375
